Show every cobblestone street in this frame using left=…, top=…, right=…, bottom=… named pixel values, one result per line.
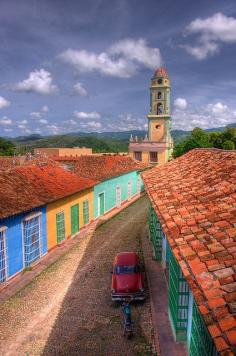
left=0, top=196, right=157, bottom=356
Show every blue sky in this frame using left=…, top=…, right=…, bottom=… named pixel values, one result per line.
left=0, top=0, right=236, bottom=137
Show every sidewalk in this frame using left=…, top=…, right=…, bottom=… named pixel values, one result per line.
left=0, top=193, right=142, bottom=304
left=141, top=232, right=188, bottom=356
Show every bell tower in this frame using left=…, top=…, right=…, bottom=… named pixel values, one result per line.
left=148, top=67, right=171, bottom=142
left=129, top=67, right=173, bottom=165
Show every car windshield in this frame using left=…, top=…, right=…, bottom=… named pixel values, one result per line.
left=114, top=265, right=140, bottom=274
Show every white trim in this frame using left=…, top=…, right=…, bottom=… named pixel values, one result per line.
left=23, top=211, right=42, bottom=222
left=21, top=220, right=25, bottom=268
left=0, top=228, right=8, bottom=283
left=127, top=181, right=132, bottom=201
left=22, top=213, right=42, bottom=266
left=0, top=226, right=7, bottom=233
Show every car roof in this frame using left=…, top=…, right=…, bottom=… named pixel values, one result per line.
left=114, top=252, right=139, bottom=266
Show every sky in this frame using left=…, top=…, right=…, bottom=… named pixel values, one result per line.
left=0, top=0, right=236, bottom=137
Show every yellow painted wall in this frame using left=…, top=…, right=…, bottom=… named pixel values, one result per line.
left=34, top=147, right=92, bottom=157
left=46, top=188, right=94, bottom=250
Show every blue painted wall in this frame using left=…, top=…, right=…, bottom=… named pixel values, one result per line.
left=0, top=206, right=47, bottom=279
left=94, top=170, right=144, bottom=218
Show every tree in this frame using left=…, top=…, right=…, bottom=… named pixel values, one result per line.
left=222, top=140, right=235, bottom=150
left=0, top=137, right=15, bottom=156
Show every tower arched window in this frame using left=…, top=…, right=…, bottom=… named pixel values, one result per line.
left=157, top=92, right=162, bottom=99
left=158, top=79, right=162, bottom=85
left=157, top=103, right=163, bottom=115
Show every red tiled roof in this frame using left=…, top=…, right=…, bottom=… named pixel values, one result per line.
left=142, top=149, right=236, bottom=354
left=0, top=165, right=97, bottom=219
left=153, top=67, right=169, bottom=79
left=0, top=156, right=22, bottom=170
left=53, top=155, right=149, bottom=181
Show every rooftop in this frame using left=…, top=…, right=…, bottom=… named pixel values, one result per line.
left=142, top=148, right=236, bottom=354
left=153, top=67, right=169, bottom=79
left=53, top=155, right=149, bottom=181
left=0, top=164, right=97, bottom=219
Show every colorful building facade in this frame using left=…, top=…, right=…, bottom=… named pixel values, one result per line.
left=143, top=149, right=236, bottom=355
left=94, top=170, right=142, bottom=218
left=47, top=188, right=94, bottom=250
left=0, top=163, right=97, bottom=285
left=53, top=155, right=147, bottom=219
left=129, top=67, right=173, bottom=165
left=0, top=206, right=47, bottom=283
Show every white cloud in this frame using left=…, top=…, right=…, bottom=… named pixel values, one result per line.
left=18, top=124, right=26, bottom=129
left=183, top=13, right=236, bottom=60
left=73, top=82, right=88, bottom=96
left=0, top=96, right=10, bottom=109
left=59, top=38, right=162, bottom=78
left=84, top=121, right=102, bottom=129
left=41, top=105, right=49, bottom=112
left=12, top=69, right=58, bottom=95
left=39, top=119, right=48, bottom=124
left=30, top=111, right=41, bottom=118
left=4, top=128, right=13, bottom=133
left=109, top=38, right=162, bottom=69
left=18, top=119, right=28, bottom=125
left=206, top=102, right=228, bottom=115
left=46, top=124, right=60, bottom=135
left=74, top=111, right=101, bottom=119
left=174, top=98, right=188, bottom=110
left=173, top=101, right=236, bottom=130
left=0, top=116, right=12, bottom=125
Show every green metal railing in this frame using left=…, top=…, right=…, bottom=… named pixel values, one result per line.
left=189, top=301, right=219, bottom=356
left=169, top=249, right=189, bottom=342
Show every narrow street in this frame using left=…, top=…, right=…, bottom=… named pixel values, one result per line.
left=0, top=196, right=157, bottom=356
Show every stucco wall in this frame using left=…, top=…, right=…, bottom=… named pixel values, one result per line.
left=0, top=206, right=47, bottom=279
left=46, top=188, right=94, bottom=250
left=93, top=171, right=143, bottom=218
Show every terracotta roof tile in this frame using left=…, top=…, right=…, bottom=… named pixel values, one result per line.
left=53, top=155, right=149, bottom=181
left=142, top=148, right=236, bottom=352
left=0, top=165, right=97, bottom=219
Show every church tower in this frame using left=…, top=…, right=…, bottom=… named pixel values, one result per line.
left=129, top=67, right=173, bottom=165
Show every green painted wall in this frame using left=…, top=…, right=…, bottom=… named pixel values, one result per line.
left=94, top=171, right=143, bottom=218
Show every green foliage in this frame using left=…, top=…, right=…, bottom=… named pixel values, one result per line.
left=222, top=140, right=235, bottom=150
left=0, top=137, right=15, bottom=156
left=173, top=127, right=236, bottom=158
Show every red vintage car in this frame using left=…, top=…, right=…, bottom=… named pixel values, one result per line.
left=111, top=252, right=145, bottom=301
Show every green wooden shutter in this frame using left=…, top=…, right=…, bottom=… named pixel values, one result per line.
left=71, top=204, right=79, bottom=235
left=83, top=200, right=89, bottom=225
left=168, top=249, right=189, bottom=342
left=148, top=205, right=162, bottom=260
left=99, top=193, right=105, bottom=216
left=189, top=301, right=218, bottom=356
left=56, top=211, right=65, bottom=243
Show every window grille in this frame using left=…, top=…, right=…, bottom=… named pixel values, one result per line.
left=56, top=211, right=65, bottom=243
left=23, top=215, right=41, bottom=266
left=0, top=228, right=7, bottom=283
left=168, top=249, right=189, bottom=342
left=134, top=151, right=142, bottom=161
left=83, top=200, right=89, bottom=225
left=189, top=301, right=219, bottom=356
left=150, top=152, right=158, bottom=163
left=148, top=205, right=162, bottom=260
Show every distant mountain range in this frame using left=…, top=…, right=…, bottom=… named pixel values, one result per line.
left=8, top=122, right=236, bottom=153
